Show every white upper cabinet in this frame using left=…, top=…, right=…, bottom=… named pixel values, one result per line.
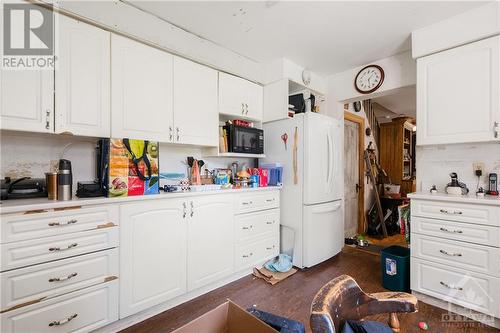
left=111, top=34, right=173, bottom=142
left=173, top=57, right=218, bottom=146
left=187, top=195, right=234, bottom=291
left=119, top=199, right=187, bottom=318
left=218, top=72, right=263, bottom=121
left=0, top=68, right=54, bottom=133
left=417, top=35, right=500, bottom=145
left=55, top=15, right=110, bottom=137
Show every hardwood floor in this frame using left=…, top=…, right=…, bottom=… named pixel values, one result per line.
left=121, top=247, right=499, bottom=333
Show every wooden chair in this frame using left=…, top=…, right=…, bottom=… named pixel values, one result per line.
left=310, top=275, right=418, bottom=333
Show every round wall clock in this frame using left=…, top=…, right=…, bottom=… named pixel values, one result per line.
left=354, top=64, right=384, bottom=94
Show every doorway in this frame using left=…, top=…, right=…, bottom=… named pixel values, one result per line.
left=343, top=111, right=364, bottom=237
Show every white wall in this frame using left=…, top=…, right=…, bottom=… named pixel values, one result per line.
left=412, top=2, right=500, bottom=58
left=416, top=142, right=500, bottom=194
left=326, top=51, right=416, bottom=119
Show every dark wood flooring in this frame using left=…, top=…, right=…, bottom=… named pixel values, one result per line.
left=121, top=247, right=499, bottom=333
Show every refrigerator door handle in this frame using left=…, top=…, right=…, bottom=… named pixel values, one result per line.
left=326, top=133, right=331, bottom=186
left=327, top=130, right=334, bottom=191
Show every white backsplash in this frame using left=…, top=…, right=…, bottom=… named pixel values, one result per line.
left=0, top=131, right=255, bottom=190
left=416, top=141, right=500, bottom=193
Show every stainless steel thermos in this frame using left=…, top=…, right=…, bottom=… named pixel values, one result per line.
left=57, top=159, right=72, bottom=201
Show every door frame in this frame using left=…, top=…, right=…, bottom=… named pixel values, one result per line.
left=343, top=111, right=365, bottom=234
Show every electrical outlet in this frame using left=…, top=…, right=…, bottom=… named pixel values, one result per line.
left=473, top=162, right=485, bottom=176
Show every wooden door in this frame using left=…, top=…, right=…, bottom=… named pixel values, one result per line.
left=56, top=15, right=110, bottom=137
left=417, top=35, right=500, bottom=145
left=173, top=56, right=218, bottom=146
left=119, top=199, right=187, bottom=318
left=111, top=34, right=174, bottom=142
left=187, top=194, right=234, bottom=291
left=344, top=111, right=365, bottom=236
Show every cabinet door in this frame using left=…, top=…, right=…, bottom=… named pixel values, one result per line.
left=55, top=15, right=110, bottom=137
left=218, top=72, right=246, bottom=117
left=245, top=80, right=263, bottom=121
left=0, top=69, right=54, bottom=133
left=187, top=194, right=234, bottom=291
left=111, top=34, right=173, bottom=142
left=173, top=57, right=218, bottom=146
left=120, top=199, right=187, bottom=318
left=417, top=36, right=500, bottom=145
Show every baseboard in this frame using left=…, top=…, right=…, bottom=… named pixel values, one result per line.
left=93, top=268, right=254, bottom=333
left=413, top=291, right=500, bottom=330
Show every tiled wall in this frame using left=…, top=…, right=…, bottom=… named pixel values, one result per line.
left=0, top=131, right=253, bottom=191
left=416, top=142, right=500, bottom=193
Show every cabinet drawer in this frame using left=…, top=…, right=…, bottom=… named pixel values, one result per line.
left=411, top=200, right=499, bottom=226
left=1, top=249, right=118, bottom=313
left=235, top=209, right=279, bottom=243
left=1, top=227, right=118, bottom=271
left=412, top=216, right=500, bottom=247
left=235, top=235, right=279, bottom=270
left=1, top=281, right=118, bottom=333
left=1, top=205, right=118, bottom=244
left=411, top=234, right=500, bottom=277
left=411, top=258, right=500, bottom=317
left=235, top=191, right=279, bottom=214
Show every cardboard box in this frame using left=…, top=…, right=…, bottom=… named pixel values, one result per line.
left=171, top=300, right=279, bottom=333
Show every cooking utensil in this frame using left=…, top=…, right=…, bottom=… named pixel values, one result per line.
left=187, top=156, right=194, bottom=167
left=281, top=133, right=288, bottom=150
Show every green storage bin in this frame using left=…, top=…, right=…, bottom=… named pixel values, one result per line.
left=381, top=245, right=410, bottom=292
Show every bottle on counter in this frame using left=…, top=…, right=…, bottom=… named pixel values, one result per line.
left=57, top=159, right=72, bottom=201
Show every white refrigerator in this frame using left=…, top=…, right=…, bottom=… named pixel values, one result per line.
left=262, top=112, right=343, bottom=268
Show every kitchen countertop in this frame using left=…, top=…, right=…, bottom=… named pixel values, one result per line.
left=0, top=186, right=282, bottom=214
left=408, top=191, right=500, bottom=206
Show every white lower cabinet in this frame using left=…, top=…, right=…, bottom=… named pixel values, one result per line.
left=187, top=195, right=234, bottom=291
left=410, top=195, right=500, bottom=319
left=119, top=199, right=187, bottom=318
left=1, top=281, right=118, bottom=333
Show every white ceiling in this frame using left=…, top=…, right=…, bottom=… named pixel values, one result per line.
left=372, top=85, right=416, bottom=122
left=127, top=1, right=488, bottom=76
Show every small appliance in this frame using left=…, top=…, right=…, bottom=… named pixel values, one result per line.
left=488, top=173, right=498, bottom=196
left=223, top=124, right=264, bottom=155
left=1, top=177, right=47, bottom=200
left=57, top=159, right=72, bottom=201
left=445, top=172, right=469, bottom=195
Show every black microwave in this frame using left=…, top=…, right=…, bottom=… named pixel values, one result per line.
left=224, top=124, right=264, bottom=154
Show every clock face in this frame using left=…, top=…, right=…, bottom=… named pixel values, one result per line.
left=354, top=65, right=384, bottom=94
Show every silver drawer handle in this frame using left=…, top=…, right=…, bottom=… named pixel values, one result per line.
left=242, top=201, right=253, bottom=205
left=439, top=249, right=462, bottom=257
left=440, top=281, right=463, bottom=291
left=49, top=272, right=78, bottom=282
left=266, top=245, right=275, bottom=250
left=439, top=209, right=462, bottom=215
left=266, top=221, right=274, bottom=225
left=439, top=227, right=463, bottom=234
left=48, top=219, right=77, bottom=226
left=48, top=313, right=78, bottom=327
left=190, top=201, right=194, bottom=217
left=266, top=198, right=275, bottom=202
left=182, top=202, right=187, bottom=218
left=242, top=225, right=253, bottom=230
left=49, top=243, right=78, bottom=252
left=243, top=252, right=253, bottom=258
